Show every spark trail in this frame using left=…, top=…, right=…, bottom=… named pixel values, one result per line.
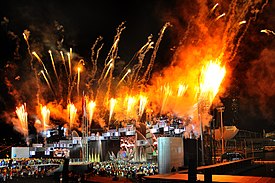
left=48, top=50, right=59, bottom=83
left=142, top=22, right=171, bottom=84
left=261, top=29, right=275, bottom=36
left=23, top=30, right=41, bottom=107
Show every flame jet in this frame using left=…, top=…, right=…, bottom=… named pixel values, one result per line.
left=198, top=60, right=226, bottom=104
left=41, top=105, right=50, bottom=140
left=109, top=98, right=117, bottom=125
left=15, top=103, right=28, bottom=139
left=87, top=100, right=96, bottom=128
left=67, top=103, right=77, bottom=135
left=138, top=95, right=148, bottom=118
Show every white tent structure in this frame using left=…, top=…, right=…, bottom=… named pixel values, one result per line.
left=214, top=126, right=239, bottom=141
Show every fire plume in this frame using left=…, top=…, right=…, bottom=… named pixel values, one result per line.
left=199, top=60, right=226, bottom=104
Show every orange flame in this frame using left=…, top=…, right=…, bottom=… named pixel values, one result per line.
left=199, top=60, right=226, bottom=104
left=177, top=83, right=188, bottom=97
left=139, top=95, right=148, bottom=117
left=160, top=83, right=173, bottom=114
left=126, top=96, right=137, bottom=119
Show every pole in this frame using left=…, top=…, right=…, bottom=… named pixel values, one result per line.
left=198, top=102, right=205, bottom=165
left=217, top=106, right=225, bottom=155
left=210, top=120, right=213, bottom=164
left=82, top=92, right=88, bottom=162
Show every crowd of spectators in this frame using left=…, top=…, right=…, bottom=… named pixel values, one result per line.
left=0, top=158, right=63, bottom=182
left=0, top=158, right=159, bottom=182
left=89, top=161, right=158, bottom=181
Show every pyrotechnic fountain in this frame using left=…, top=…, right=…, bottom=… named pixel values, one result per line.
left=109, top=98, right=117, bottom=126
left=138, top=95, right=148, bottom=120
left=197, top=60, right=226, bottom=164
left=41, top=105, right=50, bottom=144
left=87, top=100, right=96, bottom=130
left=67, top=103, right=77, bottom=138
left=15, top=104, right=29, bottom=145
left=2, top=0, right=269, bottom=164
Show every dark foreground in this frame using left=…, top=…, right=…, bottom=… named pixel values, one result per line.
left=143, top=173, right=275, bottom=183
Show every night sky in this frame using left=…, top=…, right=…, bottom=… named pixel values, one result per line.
left=0, top=0, right=274, bottom=143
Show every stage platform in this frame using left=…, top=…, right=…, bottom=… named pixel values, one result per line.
left=143, top=173, right=275, bottom=182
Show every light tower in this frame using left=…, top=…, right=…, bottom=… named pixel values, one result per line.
left=81, top=92, right=89, bottom=162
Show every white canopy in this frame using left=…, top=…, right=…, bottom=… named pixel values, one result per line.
left=214, top=126, right=239, bottom=140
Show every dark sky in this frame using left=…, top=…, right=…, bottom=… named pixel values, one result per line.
left=0, top=0, right=274, bottom=141
left=0, top=0, right=166, bottom=61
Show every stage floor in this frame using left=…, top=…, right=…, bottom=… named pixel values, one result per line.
left=143, top=173, right=275, bottom=182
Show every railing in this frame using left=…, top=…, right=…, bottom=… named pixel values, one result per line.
left=253, top=160, right=275, bottom=164
left=69, top=158, right=84, bottom=163
left=178, top=158, right=254, bottom=182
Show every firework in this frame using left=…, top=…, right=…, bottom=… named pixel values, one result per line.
left=60, top=51, right=66, bottom=70
left=40, top=70, right=54, bottom=96
left=33, top=51, right=55, bottom=97
left=67, top=103, right=77, bottom=133
left=142, top=22, right=171, bottom=83
left=199, top=60, right=226, bottom=104
left=117, top=69, right=131, bottom=87
left=3, top=0, right=269, bottom=141
left=67, top=51, right=72, bottom=79
left=239, top=20, right=247, bottom=25
left=215, top=13, right=225, bottom=21
left=15, top=103, right=28, bottom=138
left=261, top=29, right=275, bottom=36
left=41, top=105, right=50, bottom=132
left=126, top=96, right=137, bottom=119
left=109, top=98, right=117, bottom=124
left=87, top=100, right=96, bottom=126
left=138, top=95, right=148, bottom=118
left=77, top=67, right=81, bottom=98
left=48, top=50, right=59, bottom=83
left=210, top=3, right=219, bottom=13
left=177, top=84, right=188, bottom=97
left=160, top=84, right=172, bottom=114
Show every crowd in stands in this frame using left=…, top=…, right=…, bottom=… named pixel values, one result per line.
left=0, top=158, right=159, bottom=182
left=90, top=161, right=158, bottom=181
left=0, top=158, right=63, bottom=182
